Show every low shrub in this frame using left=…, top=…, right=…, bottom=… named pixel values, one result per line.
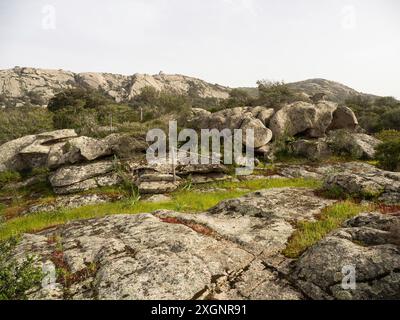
left=0, top=237, right=43, bottom=300
left=375, top=139, right=400, bottom=171
left=0, top=171, right=21, bottom=188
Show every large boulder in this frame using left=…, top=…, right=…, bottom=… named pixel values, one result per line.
left=269, top=101, right=338, bottom=139
left=49, top=160, right=121, bottom=194
left=0, top=135, right=38, bottom=172
left=249, top=106, right=275, bottom=126
left=240, top=117, right=273, bottom=148
left=102, top=134, right=147, bottom=159
left=0, top=129, right=78, bottom=172
left=328, top=106, right=358, bottom=131
left=0, top=130, right=117, bottom=172
left=291, top=213, right=400, bottom=300
left=186, top=107, right=275, bottom=149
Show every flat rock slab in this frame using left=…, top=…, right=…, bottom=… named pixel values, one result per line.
left=323, top=163, right=400, bottom=204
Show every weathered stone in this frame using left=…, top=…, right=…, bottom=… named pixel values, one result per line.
left=327, top=130, right=381, bottom=159
left=0, top=67, right=230, bottom=107
left=139, top=174, right=181, bottom=182
left=102, top=134, right=148, bottom=159
left=291, top=139, right=332, bottom=161
left=16, top=214, right=256, bottom=300
left=145, top=194, right=172, bottom=203
left=176, top=163, right=228, bottom=175
left=49, top=160, right=121, bottom=194
left=328, top=106, right=358, bottom=131
left=323, top=164, right=400, bottom=203
left=240, top=117, right=273, bottom=148
left=291, top=213, right=400, bottom=300
left=269, top=101, right=338, bottom=139
left=187, top=173, right=233, bottom=184
left=0, top=135, right=37, bottom=172
left=138, top=181, right=181, bottom=194
left=67, top=136, right=111, bottom=161
left=35, top=129, right=78, bottom=143
left=186, top=107, right=275, bottom=148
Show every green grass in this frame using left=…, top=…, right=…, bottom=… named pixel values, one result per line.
left=283, top=200, right=372, bottom=258
left=0, top=177, right=320, bottom=241
left=196, top=177, right=322, bottom=191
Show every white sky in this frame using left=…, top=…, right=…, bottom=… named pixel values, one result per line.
left=0, top=0, right=399, bottom=98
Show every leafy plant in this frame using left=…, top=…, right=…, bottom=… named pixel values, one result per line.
left=0, top=237, right=43, bottom=300
left=0, top=171, right=21, bottom=188
left=375, top=139, right=400, bottom=171
left=256, top=80, right=306, bottom=109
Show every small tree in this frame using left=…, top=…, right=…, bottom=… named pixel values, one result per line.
left=375, top=139, right=400, bottom=171
left=0, top=237, right=43, bottom=300
left=47, top=88, right=111, bottom=112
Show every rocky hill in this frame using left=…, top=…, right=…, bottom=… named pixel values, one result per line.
left=0, top=67, right=381, bottom=108
left=288, top=78, right=377, bottom=103
left=0, top=67, right=231, bottom=107
left=240, top=78, right=377, bottom=104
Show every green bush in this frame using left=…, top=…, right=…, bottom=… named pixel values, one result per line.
left=273, top=133, right=296, bottom=161
left=0, top=171, right=21, bottom=188
left=130, top=86, right=191, bottom=119
left=256, top=80, right=306, bottom=109
left=222, top=89, right=254, bottom=109
left=0, top=237, right=43, bottom=300
left=328, top=129, right=363, bottom=159
left=375, top=130, right=400, bottom=142
left=346, top=96, right=400, bottom=133
left=375, top=139, right=400, bottom=171
left=47, top=88, right=112, bottom=112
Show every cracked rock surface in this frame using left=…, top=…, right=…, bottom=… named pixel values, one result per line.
left=13, top=187, right=400, bottom=300
left=291, top=213, right=400, bottom=300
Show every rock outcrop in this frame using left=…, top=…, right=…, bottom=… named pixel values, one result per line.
left=291, top=130, right=381, bottom=161
left=0, top=67, right=230, bottom=107
left=0, top=130, right=115, bottom=173
left=327, top=130, right=381, bottom=159
left=323, top=163, right=400, bottom=203
left=269, top=101, right=338, bottom=139
left=137, top=174, right=182, bottom=194
left=49, top=160, right=122, bottom=195
left=186, top=102, right=368, bottom=159
left=291, top=213, right=400, bottom=300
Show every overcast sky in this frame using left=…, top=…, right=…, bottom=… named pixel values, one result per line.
left=0, top=0, right=399, bottom=97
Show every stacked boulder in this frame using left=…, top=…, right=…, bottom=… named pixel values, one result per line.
left=0, top=129, right=126, bottom=195
left=0, top=129, right=112, bottom=172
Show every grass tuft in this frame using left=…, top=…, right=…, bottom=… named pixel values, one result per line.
left=283, top=200, right=372, bottom=258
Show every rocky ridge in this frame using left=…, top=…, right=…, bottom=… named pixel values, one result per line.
left=0, top=67, right=230, bottom=107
